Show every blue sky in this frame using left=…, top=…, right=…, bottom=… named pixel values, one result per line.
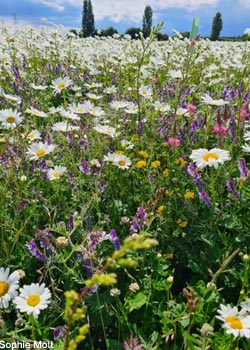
left=1, top=0, right=250, bottom=37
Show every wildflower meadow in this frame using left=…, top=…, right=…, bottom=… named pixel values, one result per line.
left=0, top=20, right=250, bottom=350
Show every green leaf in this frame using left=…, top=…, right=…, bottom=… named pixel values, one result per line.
left=189, top=18, right=200, bottom=39
left=126, top=292, right=147, bottom=313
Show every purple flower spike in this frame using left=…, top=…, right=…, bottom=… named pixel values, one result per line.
left=26, top=239, right=45, bottom=262
left=79, top=160, right=90, bottom=174
left=198, top=189, right=212, bottom=208
left=109, top=229, right=121, bottom=250
left=227, top=178, right=240, bottom=200
left=238, top=158, right=248, bottom=177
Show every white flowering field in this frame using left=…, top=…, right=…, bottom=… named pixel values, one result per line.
left=0, top=22, right=250, bottom=350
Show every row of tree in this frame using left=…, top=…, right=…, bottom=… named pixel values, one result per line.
left=80, top=0, right=224, bottom=41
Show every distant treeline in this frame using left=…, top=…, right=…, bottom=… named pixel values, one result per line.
left=69, top=27, right=250, bottom=42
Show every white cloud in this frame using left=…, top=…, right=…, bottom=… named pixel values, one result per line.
left=239, top=0, right=250, bottom=8
left=30, top=0, right=218, bottom=21
left=31, top=0, right=65, bottom=12
left=42, top=1, right=65, bottom=12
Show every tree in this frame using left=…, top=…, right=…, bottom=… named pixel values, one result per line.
left=82, top=0, right=95, bottom=37
left=210, top=12, right=223, bottom=41
left=98, top=26, right=118, bottom=37
left=125, top=27, right=141, bottom=40
left=142, top=5, right=153, bottom=38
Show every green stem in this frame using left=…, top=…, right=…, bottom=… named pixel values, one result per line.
left=30, top=314, right=36, bottom=340
left=210, top=167, right=216, bottom=209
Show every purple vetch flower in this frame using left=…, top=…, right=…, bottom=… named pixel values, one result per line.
left=16, top=199, right=30, bottom=214
left=26, top=239, right=45, bottom=262
left=228, top=128, right=235, bottom=139
left=227, top=178, right=241, bottom=200
left=79, top=160, right=90, bottom=174
left=238, top=158, right=248, bottom=177
left=109, top=229, right=120, bottom=250
left=87, top=230, right=107, bottom=250
left=53, top=326, right=66, bottom=340
left=82, top=257, right=93, bottom=276
left=138, top=120, right=144, bottom=135
left=98, top=181, right=107, bottom=193
left=69, top=211, right=77, bottom=232
left=130, top=207, right=147, bottom=233
left=0, top=155, right=9, bottom=169
left=66, top=132, right=75, bottom=146
left=148, top=172, right=154, bottom=184
left=39, top=159, right=48, bottom=178
left=55, top=63, right=61, bottom=75
left=36, top=229, right=55, bottom=253
left=187, top=163, right=203, bottom=189
left=198, top=189, right=212, bottom=208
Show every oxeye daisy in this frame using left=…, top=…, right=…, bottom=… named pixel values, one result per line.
left=139, top=85, right=153, bottom=98
left=47, top=166, right=67, bottom=180
left=113, top=155, right=131, bottom=170
left=0, top=109, right=23, bottom=129
left=201, top=94, right=229, bottom=106
left=13, top=283, right=51, bottom=319
left=51, top=76, right=73, bottom=94
left=2, top=93, right=22, bottom=105
left=216, top=304, right=250, bottom=338
left=26, top=130, right=41, bottom=141
left=26, top=107, right=48, bottom=118
left=0, top=267, right=20, bottom=309
left=190, top=148, right=231, bottom=169
left=93, top=125, right=118, bottom=138
left=26, top=142, right=56, bottom=160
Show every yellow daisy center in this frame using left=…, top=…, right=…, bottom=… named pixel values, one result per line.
left=10, top=98, right=18, bottom=103
left=203, top=152, right=219, bottom=162
left=225, top=316, right=243, bottom=329
left=76, top=109, right=83, bottom=113
left=27, top=294, right=41, bottom=307
left=6, top=116, right=15, bottom=123
left=53, top=171, right=60, bottom=178
left=27, top=133, right=34, bottom=139
left=89, top=109, right=95, bottom=114
left=35, top=149, right=46, bottom=157
left=118, top=160, right=126, bottom=167
left=57, top=82, right=66, bottom=89
left=0, top=282, right=9, bottom=297
left=34, top=111, right=40, bottom=116
left=141, top=90, right=147, bottom=95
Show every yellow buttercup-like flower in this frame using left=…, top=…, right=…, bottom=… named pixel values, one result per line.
left=136, top=160, right=147, bottom=169
left=151, top=160, right=161, bottom=169
left=138, top=151, right=149, bottom=158
left=184, top=191, right=195, bottom=199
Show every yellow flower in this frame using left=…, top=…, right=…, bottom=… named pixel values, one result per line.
left=184, top=191, right=195, bottom=199
left=138, top=150, right=149, bottom=158
left=175, top=157, right=187, bottom=167
left=165, top=189, right=173, bottom=196
left=157, top=205, right=166, bottom=215
left=115, top=150, right=124, bottom=155
left=179, top=157, right=187, bottom=167
left=163, top=169, right=170, bottom=177
left=136, top=160, right=147, bottom=168
left=151, top=160, right=161, bottom=168
left=177, top=219, right=188, bottom=228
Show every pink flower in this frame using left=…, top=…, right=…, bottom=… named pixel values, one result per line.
left=168, top=138, right=181, bottom=147
left=240, top=108, right=248, bottom=119
left=213, top=124, right=227, bottom=135
left=187, top=103, right=197, bottom=112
